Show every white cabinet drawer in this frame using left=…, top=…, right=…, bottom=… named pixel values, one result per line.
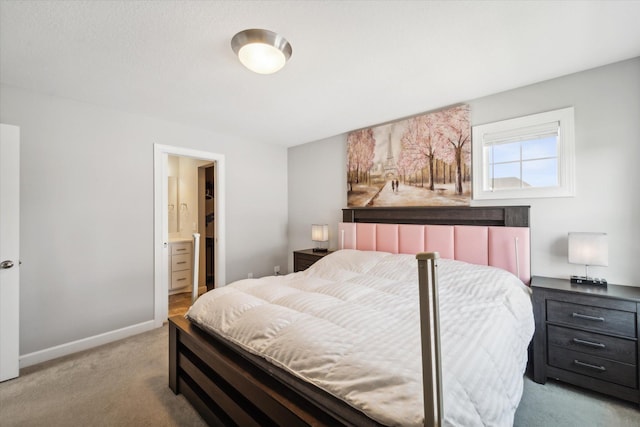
left=169, top=241, right=193, bottom=293
left=171, top=269, right=191, bottom=290
left=172, top=253, right=191, bottom=272
left=171, top=242, right=191, bottom=255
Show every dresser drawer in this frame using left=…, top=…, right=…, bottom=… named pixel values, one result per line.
left=547, top=300, right=636, bottom=337
left=172, top=269, right=191, bottom=289
left=295, top=257, right=316, bottom=271
left=294, top=251, right=326, bottom=272
left=548, top=346, right=637, bottom=388
left=547, top=324, right=636, bottom=365
left=172, top=253, right=191, bottom=272
left=171, top=242, right=191, bottom=255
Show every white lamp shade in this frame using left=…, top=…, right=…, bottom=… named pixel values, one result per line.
left=568, top=232, right=608, bottom=266
left=311, top=224, right=329, bottom=242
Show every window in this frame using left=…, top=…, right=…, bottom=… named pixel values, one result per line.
left=472, top=107, right=575, bottom=200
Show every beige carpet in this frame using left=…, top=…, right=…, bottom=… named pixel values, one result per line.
left=0, top=325, right=206, bottom=427
left=1, top=325, right=638, bottom=426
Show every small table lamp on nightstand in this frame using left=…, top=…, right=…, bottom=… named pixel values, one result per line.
left=568, top=232, right=608, bottom=286
left=312, top=224, right=329, bottom=252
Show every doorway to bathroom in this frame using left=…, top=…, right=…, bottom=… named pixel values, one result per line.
left=153, top=144, right=226, bottom=325
left=166, top=155, right=215, bottom=317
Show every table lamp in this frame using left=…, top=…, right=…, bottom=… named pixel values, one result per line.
left=312, top=224, right=329, bottom=252
left=568, top=232, right=608, bottom=286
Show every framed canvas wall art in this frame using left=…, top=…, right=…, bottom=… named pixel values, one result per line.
left=347, top=104, right=471, bottom=207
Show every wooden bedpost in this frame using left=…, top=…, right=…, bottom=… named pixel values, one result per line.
left=168, top=318, right=179, bottom=394
left=416, top=252, right=443, bottom=427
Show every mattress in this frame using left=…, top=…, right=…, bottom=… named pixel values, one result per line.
left=186, top=249, right=535, bottom=427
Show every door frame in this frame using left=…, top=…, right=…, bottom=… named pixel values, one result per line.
left=153, top=144, right=225, bottom=326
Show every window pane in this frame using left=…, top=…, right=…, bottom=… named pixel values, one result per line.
left=492, top=162, right=522, bottom=189
left=492, top=142, right=520, bottom=163
left=472, top=106, right=574, bottom=199
left=522, top=136, right=557, bottom=160
left=522, top=158, right=558, bottom=187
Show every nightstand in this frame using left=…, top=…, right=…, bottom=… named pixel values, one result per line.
left=531, top=276, right=640, bottom=404
left=293, top=249, right=333, bottom=272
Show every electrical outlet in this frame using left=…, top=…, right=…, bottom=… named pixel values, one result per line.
left=247, top=272, right=253, bottom=279
left=274, top=265, right=280, bottom=275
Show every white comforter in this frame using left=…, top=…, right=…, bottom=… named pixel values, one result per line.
left=187, top=249, right=534, bottom=427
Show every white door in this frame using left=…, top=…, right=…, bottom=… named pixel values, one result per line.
left=0, top=124, right=20, bottom=382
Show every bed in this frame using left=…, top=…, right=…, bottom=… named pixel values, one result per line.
left=169, top=206, right=534, bottom=426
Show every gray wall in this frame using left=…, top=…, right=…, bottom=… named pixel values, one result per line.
left=1, top=85, right=289, bottom=354
left=287, top=134, right=347, bottom=271
left=288, top=58, right=640, bottom=287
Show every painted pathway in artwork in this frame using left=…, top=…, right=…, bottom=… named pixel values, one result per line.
left=370, top=180, right=469, bottom=206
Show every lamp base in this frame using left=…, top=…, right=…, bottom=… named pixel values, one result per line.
left=570, top=275, right=607, bottom=286
left=312, top=247, right=328, bottom=253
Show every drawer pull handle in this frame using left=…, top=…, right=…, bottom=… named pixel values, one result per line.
left=177, top=278, right=186, bottom=282
left=574, top=359, right=606, bottom=372
left=571, top=312, right=605, bottom=322
left=176, top=248, right=186, bottom=251
left=572, top=338, right=606, bottom=349
left=177, top=261, right=187, bottom=265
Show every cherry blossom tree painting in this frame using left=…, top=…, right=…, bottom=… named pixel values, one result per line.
left=347, top=104, right=471, bottom=207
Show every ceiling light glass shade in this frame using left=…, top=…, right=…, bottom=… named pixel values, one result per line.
left=231, top=29, right=292, bottom=74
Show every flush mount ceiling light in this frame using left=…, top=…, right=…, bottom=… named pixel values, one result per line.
left=231, top=29, right=292, bottom=74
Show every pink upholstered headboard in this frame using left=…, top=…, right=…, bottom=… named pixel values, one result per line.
left=337, top=222, right=531, bottom=285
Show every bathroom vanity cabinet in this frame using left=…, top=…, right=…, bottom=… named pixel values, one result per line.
left=169, top=239, right=192, bottom=293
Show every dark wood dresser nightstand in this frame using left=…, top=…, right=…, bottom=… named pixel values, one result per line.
left=531, top=276, right=640, bottom=404
left=293, top=249, right=334, bottom=272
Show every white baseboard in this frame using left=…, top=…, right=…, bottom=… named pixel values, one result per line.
left=19, top=320, right=158, bottom=368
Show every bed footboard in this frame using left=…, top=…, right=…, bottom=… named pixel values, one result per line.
left=169, top=315, right=382, bottom=426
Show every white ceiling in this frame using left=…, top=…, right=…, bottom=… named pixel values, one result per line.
left=1, top=1, right=639, bottom=147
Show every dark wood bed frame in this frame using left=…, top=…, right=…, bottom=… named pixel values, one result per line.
left=342, top=205, right=529, bottom=227
left=169, top=206, right=530, bottom=426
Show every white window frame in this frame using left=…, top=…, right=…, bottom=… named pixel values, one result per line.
left=472, top=107, right=575, bottom=200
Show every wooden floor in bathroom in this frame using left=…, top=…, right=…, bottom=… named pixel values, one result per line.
left=169, top=292, right=197, bottom=318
